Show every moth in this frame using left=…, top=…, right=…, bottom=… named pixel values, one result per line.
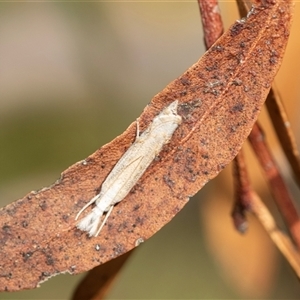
left=76, top=100, right=182, bottom=237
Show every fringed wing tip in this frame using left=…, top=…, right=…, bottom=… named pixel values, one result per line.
left=76, top=210, right=102, bottom=237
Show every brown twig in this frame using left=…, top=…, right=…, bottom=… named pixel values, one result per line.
left=197, top=0, right=223, bottom=49
left=200, top=0, right=300, bottom=284
left=236, top=0, right=253, bottom=17
left=232, top=152, right=252, bottom=233
left=233, top=0, right=300, bottom=271
left=265, top=86, right=300, bottom=188
left=248, top=123, right=300, bottom=249
left=233, top=151, right=300, bottom=277
left=250, top=191, right=300, bottom=278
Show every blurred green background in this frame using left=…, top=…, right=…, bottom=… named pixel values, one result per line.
left=1, top=2, right=300, bottom=299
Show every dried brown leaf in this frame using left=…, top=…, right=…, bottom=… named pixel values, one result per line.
left=72, top=251, right=133, bottom=300
left=0, top=0, right=293, bottom=291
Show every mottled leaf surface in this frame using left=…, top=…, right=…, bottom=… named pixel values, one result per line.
left=0, top=0, right=293, bottom=291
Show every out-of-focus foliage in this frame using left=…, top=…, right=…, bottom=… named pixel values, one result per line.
left=0, top=2, right=300, bottom=299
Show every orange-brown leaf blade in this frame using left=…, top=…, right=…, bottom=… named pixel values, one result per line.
left=0, top=0, right=293, bottom=291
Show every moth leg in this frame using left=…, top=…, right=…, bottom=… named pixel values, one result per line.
left=75, top=193, right=100, bottom=220
left=95, top=205, right=114, bottom=237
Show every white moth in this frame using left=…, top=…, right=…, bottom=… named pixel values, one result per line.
left=76, top=100, right=182, bottom=237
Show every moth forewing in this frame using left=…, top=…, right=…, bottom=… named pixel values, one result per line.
left=76, top=100, right=182, bottom=236
left=101, top=155, right=145, bottom=206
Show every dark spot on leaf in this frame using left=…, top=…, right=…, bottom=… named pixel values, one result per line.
left=133, top=204, right=140, bottom=211
left=62, top=215, right=69, bottom=222
left=200, top=139, right=207, bottom=146
left=212, top=45, right=224, bottom=52
left=180, top=76, right=191, bottom=86
left=69, top=265, right=76, bottom=272
left=205, top=62, right=219, bottom=71
left=40, top=272, right=50, bottom=280
left=39, top=201, right=47, bottom=211
left=231, top=22, right=244, bottom=36
left=113, top=244, right=125, bottom=256
left=231, top=103, right=244, bottom=113
left=2, top=225, right=11, bottom=233
left=22, top=252, right=33, bottom=262
left=269, top=56, right=277, bottom=64
left=232, top=79, right=243, bottom=86
left=230, top=126, right=237, bottom=133
left=0, top=273, right=12, bottom=279
left=46, top=256, right=54, bottom=266
left=136, top=217, right=144, bottom=225
left=163, top=175, right=175, bottom=188
left=116, top=223, right=123, bottom=232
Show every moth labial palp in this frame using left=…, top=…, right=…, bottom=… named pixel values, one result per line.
left=75, top=100, right=182, bottom=237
